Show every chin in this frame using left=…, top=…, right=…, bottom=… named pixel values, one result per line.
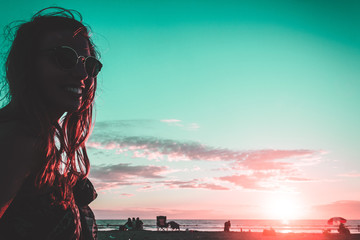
left=51, top=101, right=82, bottom=117
left=65, top=103, right=82, bottom=113
left=42, top=92, right=83, bottom=117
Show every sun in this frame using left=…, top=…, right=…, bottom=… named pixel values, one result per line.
left=264, top=195, right=301, bottom=221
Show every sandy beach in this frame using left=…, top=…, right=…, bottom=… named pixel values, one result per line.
left=98, top=230, right=360, bottom=240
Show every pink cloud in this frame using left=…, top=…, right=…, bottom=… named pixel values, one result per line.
left=243, top=149, right=315, bottom=162
left=140, top=185, right=153, bottom=190
left=88, top=121, right=324, bottom=192
left=218, top=170, right=313, bottom=191
left=90, top=179, right=153, bottom=192
left=88, top=138, right=321, bottom=191
left=88, top=137, right=321, bottom=168
left=197, top=183, right=229, bottom=190
left=91, top=163, right=167, bottom=181
left=120, top=193, right=134, bottom=197
left=312, top=200, right=360, bottom=219
left=89, top=163, right=168, bottom=190
left=218, top=174, right=268, bottom=190
left=159, top=179, right=229, bottom=190
left=235, top=149, right=316, bottom=171
left=285, top=176, right=313, bottom=182
left=133, top=150, right=164, bottom=160
left=338, top=172, right=360, bottom=178
left=87, top=142, right=121, bottom=150
left=89, top=121, right=320, bottom=168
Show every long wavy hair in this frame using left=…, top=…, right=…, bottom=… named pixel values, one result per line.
left=3, top=7, right=99, bottom=211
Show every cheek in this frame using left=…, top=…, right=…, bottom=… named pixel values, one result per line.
left=33, top=59, right=48, bottom=91
left=35, top=57, right=62, bottom=85
left=35, top=53, right=62, bottom=75
left=33, top=58, right=64, bottom=100
left=34, top=57, right=49, bottom=81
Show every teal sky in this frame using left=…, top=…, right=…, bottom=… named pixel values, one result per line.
left=1, top=0, right=360, bottom=219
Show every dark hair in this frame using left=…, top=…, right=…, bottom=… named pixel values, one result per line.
left=3, top=7, right=99, bottom=214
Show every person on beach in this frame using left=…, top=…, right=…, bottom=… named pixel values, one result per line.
left=0, top=7, right=102, bottom=239
left=224, top=220, right=231, bottom=232
left=135, top=217, right=144, bottom=230
left=125, top=218, right=133, bottom=230
left=338, top=223, right=350, bottom=235
left=132, top=217, right=136, bottom=229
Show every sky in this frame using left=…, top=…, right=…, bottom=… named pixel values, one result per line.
left=1, top=0, right=360, bottom=220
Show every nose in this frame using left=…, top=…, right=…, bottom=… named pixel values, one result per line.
left=73, top=56, right=88, bottom=82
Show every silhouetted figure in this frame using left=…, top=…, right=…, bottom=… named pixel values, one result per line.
left=263, top=227, right=276, bottom=236
left=0, top=7, right=102, bottom=240
left=132, top=217, right=136, bottom=229
left=338, top=223, right=350, bottom=235
left=125, top=218, right=133, bottom=230
left=224, top=220, right=231, bottom=232
left=135, top=217, right=144, bottom=230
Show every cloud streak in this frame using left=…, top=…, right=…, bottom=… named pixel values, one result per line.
left=160, top=119, right=199, bottom=130
left=218, top=172, right=313, bottom=191
left=312, top=200, right=360, bottom=219
left=91, top=163, right=167, bottom=181
left=90, top=163, right=230, bottom=191
left=338, top=172, right=360, bottom=178
left=88, top=120, right=324, bottom=192
left=90, top=163, right=168, bottom=190
left=88, top=135, right=320, bottom=165
left=161, top=119, right=181, bottom=123
left=158, top=179, right=230, bottom=190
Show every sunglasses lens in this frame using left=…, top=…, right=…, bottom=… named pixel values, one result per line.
left=85, top=57, right=102, bottom=77
left=55, top=47, right=78, bottom=69
left=53, top=46, right=102, bottom=77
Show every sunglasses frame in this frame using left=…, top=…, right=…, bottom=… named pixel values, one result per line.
left=46, top=45, right=102, bottom=77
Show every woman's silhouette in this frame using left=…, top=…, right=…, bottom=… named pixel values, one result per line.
left=0, top=7, right=102, bottom=239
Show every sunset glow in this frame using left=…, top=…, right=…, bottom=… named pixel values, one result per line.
left=264, top=195, right=302, bottom=221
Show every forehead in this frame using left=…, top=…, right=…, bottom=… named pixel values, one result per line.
left=40, top=30, right=90, bottom=54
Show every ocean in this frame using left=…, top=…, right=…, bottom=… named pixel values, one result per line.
left=97, top=219, right=360, bottom=234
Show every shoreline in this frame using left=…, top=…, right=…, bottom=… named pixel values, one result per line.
left=98, top=230, right=360, bottom=240
left=96, top=219, right=360, bottom=234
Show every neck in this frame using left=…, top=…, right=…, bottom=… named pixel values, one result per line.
left=9, top=98, right=65, bottom=121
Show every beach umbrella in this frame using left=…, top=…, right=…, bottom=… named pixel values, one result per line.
left=327, top=217, right=347, bottom=225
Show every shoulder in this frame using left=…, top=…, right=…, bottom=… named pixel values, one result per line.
left=0, top=105, right=44, bottom=174
left=0, top=105, right=47, bottom=218
left=0, top=118, right=44, bottom=218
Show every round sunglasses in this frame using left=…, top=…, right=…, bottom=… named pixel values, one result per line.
left=46, top=46, right=102, bottom=77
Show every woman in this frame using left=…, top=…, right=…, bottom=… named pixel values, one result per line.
left=125, top=217, right=133, bottom=230
left=0, top=7, right=102, bottom=239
